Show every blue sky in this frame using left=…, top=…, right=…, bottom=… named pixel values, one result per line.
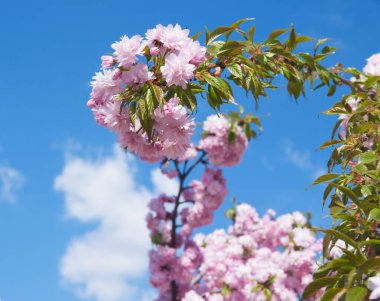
left=0, top=0, right=379, bottom=300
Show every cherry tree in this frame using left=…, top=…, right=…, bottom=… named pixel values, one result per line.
left=87, top=19, right=380, bottom=301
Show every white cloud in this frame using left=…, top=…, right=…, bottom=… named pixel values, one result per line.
left=0, top=165, right=24, bottom=203
left=54, top=145, right=177, bottom=301
left=284, top=141, right=325, bottom=179
left=151, top=168, right=178, bottom=196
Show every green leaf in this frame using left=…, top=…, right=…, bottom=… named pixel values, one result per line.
left=327, top=85, right=337, bottom=96
left=359, top=152, right=378, bottom=164
left=296, top=35, right=314, bottom=44
left=345, top=287, right=368, bottom=301
left=149, top=84, right=164, bottom=106
left=227, top=63, right=244, bottom=79
left=207, top=85, right=222, bottom=110
left=364, top=75, right=380, bottom=88
left=228, top=122, right=237, bottom=142
left=221, top=284, right=231, bottom=297
left=129, top=101, right=137, bottom=125
left=145, top=89, right=154, bottom=115
left=312, top=173, right=340, bottom=185
left=218, top=41, right=246, bottom=56
left=177, top=87, right=197, bottom=112
left=151, top=233, right=163, bottom=245
left=356, top=258, right=380, bottom=277
left=320, top=139, right=341, bottom=149
left=314, top=38, right=332, bottom=54
left=230, top=17, right=254, bottom=29
left=191, top=32, right=202, bottom=40
left=248, top=25, right=255, bottom=41
left=369, top=208, right=380, bottom=222
left=201, top=72, right=234, bottom=101
left=210, top=18, right=254, bottom=42
left=205, top=26, right=210, bottom=44
left=208, top=41, right=225, bottom=56
left=188, top=83, right=205, bottom=94
left=359, top=239, right=380, bottom=247
left=288, top=27, right=296, bottom=50
left=266, top=28, right=290, bottom=42
left=316, top=228, right=359, bottom=249
left=322, top=46, right=336, bottom=54
left=330, top=183, right=360, bottom=205
left=314, top=258, right=353, bottom=278
left=320, top=288, right=346, bottom=301
left=302, top=276, right=339, bottom=299
left=323, top=182, right=336, bottom=202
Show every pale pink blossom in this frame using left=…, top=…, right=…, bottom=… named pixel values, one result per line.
left=161, top=24, right=189, bottom=51
left=181, top=39, right=207, bottom=66
left=161, top=53, right=195, bottom=88
left=122, top=62, right=154, bottom=88
left=95, top=100, right=129, bottom=132
left=199, top=115, right=248, bottom=167
left=117, top=130, right=162, bottom=163
left=369, top=274, right=380, bottom=299
left=183, top=291, right=204, bottom=301
left=363, top=53, right=380, bottom=76
left=101, top=55, right=114, bottom=69
left=111, top=35, right=145, bottom=68
left=150, top=46, right=160, bottom=55
left=193, top=204, right=321, bottom=301
left=146, top=24, right=167, bottom=46
left=178, top=145, right=198, bottom=162
left=90, top=69, right=123, bottom=105
left=153, top=97, right=195, bottom=159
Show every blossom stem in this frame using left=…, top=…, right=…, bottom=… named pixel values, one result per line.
left=168, top=153, right=207, bottom=301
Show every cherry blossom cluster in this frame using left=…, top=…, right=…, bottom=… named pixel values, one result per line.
left=199, top=115, right=248, bottom=167
left=182, top=203, right=322, bottom=301
left=146, top=165, right=227, bottom=300
left=87, top=24, right=207, bottom=162
left=86, top=23, right=329, bottom=301
left=181, top=168, right=228, bottom=235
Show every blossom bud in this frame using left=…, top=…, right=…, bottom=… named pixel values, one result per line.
left=86, top=99, right=96, bottom=108
left=150, top=47, right=160, bottom=56
left=112, top=68, right=122, bottom=80
left=101, top=55, right=114, bottom=69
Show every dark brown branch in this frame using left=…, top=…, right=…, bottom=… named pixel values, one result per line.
left=168, top=152, right=208, bottom=301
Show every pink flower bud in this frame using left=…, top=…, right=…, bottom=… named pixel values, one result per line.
left=162, top=169, right=178, bottom=179
left=112, top=68, right=122, bottom=80
left=86, top=99, right=96, bottom=108
left=150, top=47, right=160, bottom=56
left=101, top=55, right=114, bottom=69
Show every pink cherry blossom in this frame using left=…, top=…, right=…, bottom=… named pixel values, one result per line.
left=94, top=100, right=130, bottom=132
left=363, top=53, right=380, bottom=76
left=111, top=35, right=145, bottom=68
left=101, top=55, right=114, bottom=69
left=192, top=203, right=322, bottom=301
left=122, top=62, right=154, bottom=88
left=90, top=69, right=123, bottom=105
left=146, top=24, right=167, bottom=46
left=153, top=97, right=195, bottom=159
left=161, top=24, right=190, bottom=51
left=161, top=53, right=195, bottom=88
left=181, top=39, right=207, bottom=66
left=199, top=115, right=248, bottom=167
left=368, top=274, right=380, bottom=299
